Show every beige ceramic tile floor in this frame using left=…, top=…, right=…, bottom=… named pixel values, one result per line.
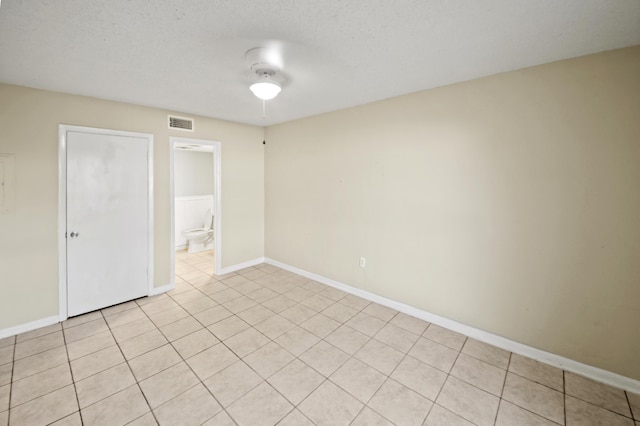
left=1, top=249, right=639, bottom=425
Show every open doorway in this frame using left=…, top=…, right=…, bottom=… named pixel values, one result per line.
left=170, top=137, right=221, bottom=287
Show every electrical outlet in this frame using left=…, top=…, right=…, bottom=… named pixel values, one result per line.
left=359, top=257, right=366, bottom=268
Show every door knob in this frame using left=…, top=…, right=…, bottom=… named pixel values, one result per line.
left=69, top=231, right=79, bottom=238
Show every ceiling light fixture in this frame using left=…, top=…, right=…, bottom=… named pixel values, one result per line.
left=250, top=71, right=281, bottom=100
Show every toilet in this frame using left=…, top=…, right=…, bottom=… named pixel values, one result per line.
left=183, top=209, right=214, bottom=254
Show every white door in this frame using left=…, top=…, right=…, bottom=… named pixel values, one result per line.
left=66, top=130, right=150, bottom=317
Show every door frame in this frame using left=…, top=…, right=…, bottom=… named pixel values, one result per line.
left=58, top=125, right=154, bottom=321
left=169, top=137, right=222, bottom=281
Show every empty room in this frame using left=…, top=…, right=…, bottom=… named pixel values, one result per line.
left=0, top=1, right=639, bottom=425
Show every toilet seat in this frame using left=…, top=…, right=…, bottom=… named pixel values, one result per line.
left=184, top=228, right=214, bottom=239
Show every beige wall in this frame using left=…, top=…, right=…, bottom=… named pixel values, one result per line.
left=265, top=46, right=640, bottom=379
left=0, top=84, right=264, bottom=329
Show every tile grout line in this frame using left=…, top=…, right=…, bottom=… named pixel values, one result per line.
left=100, top=306, right=161, bottom=425
left=332, top=306, right=399, bottom=426
left=494, top=352, right=513, bottom=426
left=379, top=316, right=442, bottom=426
left=218, top=271, right=368, bottom=424
left=431, top=330, right=471, bottom=425
left=563, top=370, right=567, bottom=426
left=6, top=337, right=16, bottom=426
left=627, top=390, right=639, bottom=422
left=164, top=263, right=320, bottom=423
left=135, top=291, right=232, bottom=425
left=61, top=321, right=83, bottom=425
left=215, top=266, right=335, bottom=424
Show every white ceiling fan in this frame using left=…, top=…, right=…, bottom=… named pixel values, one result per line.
left=245, top=45, right=288, bottom=117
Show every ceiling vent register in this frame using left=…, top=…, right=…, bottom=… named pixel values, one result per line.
left=168, top=115, right=194, bottom=131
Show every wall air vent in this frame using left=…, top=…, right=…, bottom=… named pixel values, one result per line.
left=168, top=115, right=194, bottom=131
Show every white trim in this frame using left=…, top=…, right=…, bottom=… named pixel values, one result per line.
left=217, top=257, right=266, bottom=276
left=149, top=283, right=174, bottom=296
left=170, top=137, right=222, bottom=279
left=58, top=125, right=154, bottom=320
left=58, top=125, right=68, bottom=321
left=147, top=139, right=155, bottom=296
left=0, top=316, right=59, bottom=340
left=265, top=258, right=640, bottom=394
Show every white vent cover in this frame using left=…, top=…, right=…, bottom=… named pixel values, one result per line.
left=168, top=115, right=194, bottom=131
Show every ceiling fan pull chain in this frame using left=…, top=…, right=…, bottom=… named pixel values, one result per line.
left=262, top=99, right=266, bottom=118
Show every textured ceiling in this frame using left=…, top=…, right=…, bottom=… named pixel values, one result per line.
left=0, top=1, right=639, bottom=126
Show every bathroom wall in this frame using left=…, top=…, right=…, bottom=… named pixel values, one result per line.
left=174, top=150, right=214, bottom=197
left=264, top=46, right=640, bottom=380
left=0, top=83, right=264, bottom=330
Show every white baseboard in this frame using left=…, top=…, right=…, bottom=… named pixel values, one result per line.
left=0, top=315, right=60, bottom=340
left=1, top=284, right=174, bottom=339
left=217, top=257, right=266, bottom=276
left=265, top=257, right=640, bottom=394
left=150, top=283, right=174, bottom=296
